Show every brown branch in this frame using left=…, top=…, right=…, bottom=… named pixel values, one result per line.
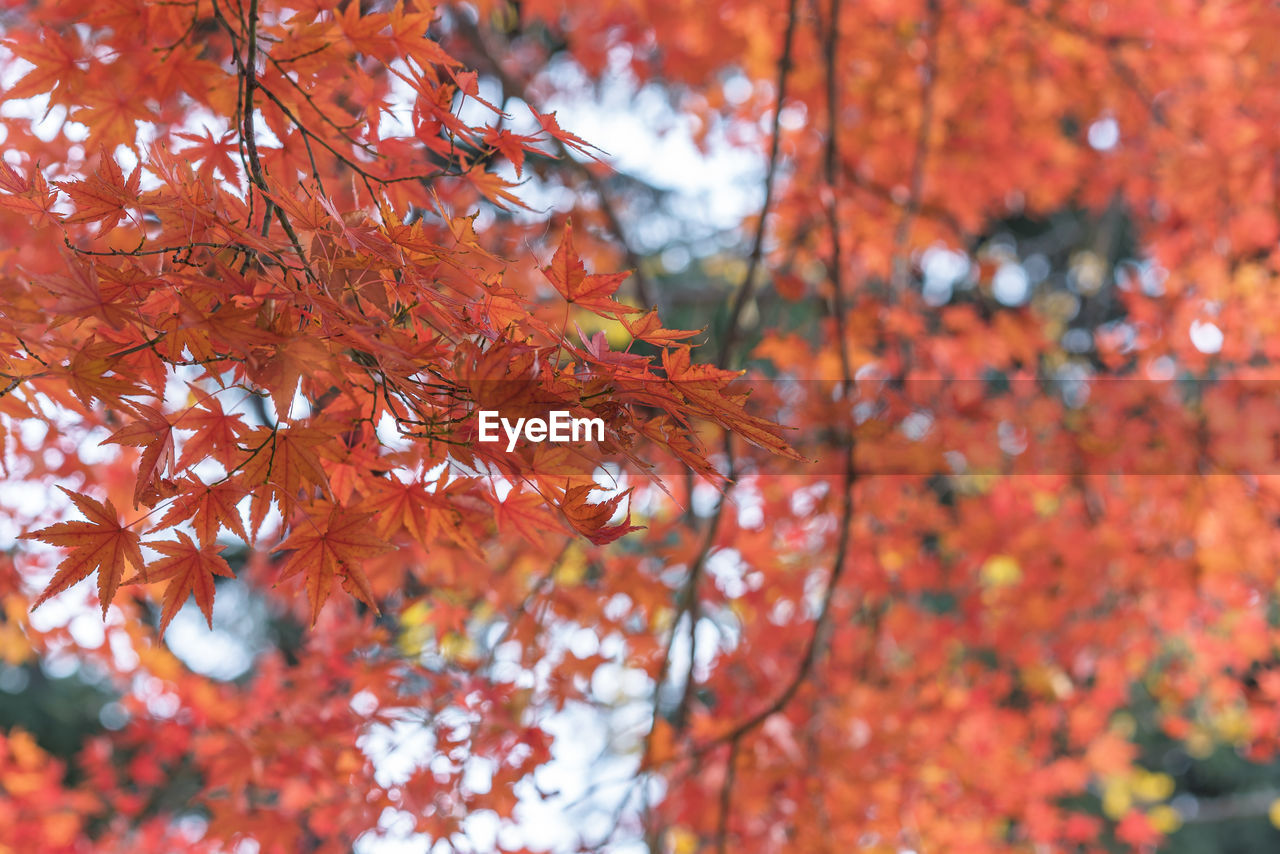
left=890, top=0, right=941, bottom=295
left=668, top=452, right=728, bottom=731
left=252, top=80, right=460, bottom=188
left=714, top=737, right=740, bottom=854
left=683, top=0, right=858, bottom=766
left=225, top=0, right=312, bottom=279
left=686, top=451, right=854, bottom=759
left=824, top=0, right=853, bottom=395
left=240, top=0, right=265, bottom=194
left=0, top=376, right=29, bottom=399
left=64, top=236, right=301, bottom=273
left=449, top=8, right=655, bottom=310
left=663, top=0, right=804, bottom=742
left=718, top=0, right=800, bottom=368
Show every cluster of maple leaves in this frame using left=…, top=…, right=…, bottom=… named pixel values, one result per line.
left=5, top=0, right=1280, bottom=851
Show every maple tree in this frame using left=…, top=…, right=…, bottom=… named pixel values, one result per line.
left=5, top=0, right=1280, bottom=851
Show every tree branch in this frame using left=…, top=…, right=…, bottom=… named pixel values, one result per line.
left=890, top=0, right=941, bottom=295
left=718, top=0, right=800, bottom=368
left=684, top=0, right=858, bottom=765
left=449, top=8, right=656, bottom=310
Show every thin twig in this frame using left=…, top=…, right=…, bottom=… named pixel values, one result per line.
left=664, top=0, right=803, bottom=741
left=718, top=0, right=800, bottom=368
left=450, top=9, right=656, bottom=310
left=890, top=0, right=941, bottom=295
left=684, top=0, right=858, bottom=767
left=714, top=738, right=740, bottom=854
left=234, top=0, right=312, bottom=277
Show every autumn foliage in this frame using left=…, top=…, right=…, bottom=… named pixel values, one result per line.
left=3, top=0, right=1280, bottom=851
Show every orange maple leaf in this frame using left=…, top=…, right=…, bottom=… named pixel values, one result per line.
left=662, top=347, right=806, bottom=462
left=490, top=486, right=560, bottom=547
left=152, top=476, right=249, bottom=546
left=125, top=532, right=235, bottom=635
left=560, top=483, right=642, bottom=545
left=276, top=505, right=392, bottom=625
left=4, top=27, right=87, bottom=103
left=104, top=401, right=175, bottom=508
left=20, top=488, right=144, bottom=617
left=468, top=167, right=529, bottom=211
left=174, top=127, right=243, bottom=191
left=55, top=148, right=141, bottom=235
left=481, top=126, right=541, bottom=178
left=528, top=107, right=605, bottom=161
left=175, top=385, right=248, bottom=470
left=622, top=310, right=703, bottom=345
left=0, top=160, right=59, bottom=226
left=542, top=223, right=640, bottom=317
left=238, top=426, right=333, bottom=528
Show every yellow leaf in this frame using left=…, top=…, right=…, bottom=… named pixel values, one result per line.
left=981, top=554, right=1022, bottom=587
left=1102, top=778, right=1132, bottom=819
left=554, top=543, right=588, bottom=586
left=1149, top=804, right=1182, bottom=834
left=1185, top=727, right=1215, bottom=759
left=668, top=827, right=698, bottom=854
left=1132, top=770, right=1175, bottom=803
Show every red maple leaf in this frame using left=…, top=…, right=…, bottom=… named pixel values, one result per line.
left=175, top=127, right=243, bottom=190
left=560, top=483, right=642, bottom=545
left=20, top=488, right=144, bottom=617
left=56, top=148, right=141, bottom=235
left=104, top=401, right=175, bottom=507
left=152, top=475, right=249, bottom=546
left=125, top=532, right=235, bottom=635
left=542, top=223, right=640, bottom=317
left=276, top=505, right=393, bottom=625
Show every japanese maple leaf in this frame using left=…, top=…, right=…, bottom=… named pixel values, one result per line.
left=237, top=426, right=333, bottom=512
left=360, top=476, right=452, bottom=542
left=174, top=127, right=243, bottom=190
left=56, top=148, right=141, bottom=235
left=104, top=401, right=175, bottom=507
left=0, top=160, right=59, bottom=226
left=125, top=532, right=234, bottom=635
left=4, top=27, right=87, bottom=103
left=276, top=505, right=392, bottom=625
left=542, top=223, right=640, bottom=317
left=20, top=488, right=144, bottom=617
left=62, top=341, right=143, bottom=408
left=575, top=325, right=650, bottom=368
left=44, top=260, right=140, bottom=330
left=560, top=484, right=642, bottom=545
left=390, top=4, right=460, bottom=68
left=489, top=486, right=560, bottom=547
left=468, top=167, right=528, bottom=211
left=529, top=106, right=605, bottom=161
left=245, top=334, right=333, bottom=422
left=317, top=194, right=400, bottom=262
left=176, top=385, right=247, bottom=470
left=662, top=347, right=805, bottom=461
left=481, top=126, right=542, bottom=178
left=338, top=3, right=393, bottom=54
left=152, top=475, right=249, bottom=546
left=71, top=85, right=150, bottom=152
left=622, top=310, right=703, bottom=345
